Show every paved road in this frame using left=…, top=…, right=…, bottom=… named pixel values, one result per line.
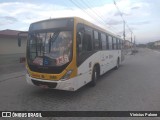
left=0, top=53, right=25, bottom=75
left=0, top=48, right=160, bottom=120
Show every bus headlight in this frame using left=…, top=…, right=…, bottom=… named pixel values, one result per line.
left=61, top=70, right=73, bottom=80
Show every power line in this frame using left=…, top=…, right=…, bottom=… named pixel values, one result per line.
left=76, top=0, right=106, bottom=27
left=83, top=0, right=121, bottom=34
left=69, top=0, right=120, bottom=35
left=82, top=0, right=106, bottom=24
left=70, top=0, right=103, bottom=24
left=113, top=0, right=135, bottom=42
left=65, top=0, right=104, bottom=29
left=113, top=0, right=132, bottom=33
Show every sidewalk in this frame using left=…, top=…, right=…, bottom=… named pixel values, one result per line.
left=0, top=71, right=25, bottom=82
left=147, top=48, right=160, bottom=54
left=154, top=49, right=160, bottom=52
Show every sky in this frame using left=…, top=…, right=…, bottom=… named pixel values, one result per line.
left=0, top=0, right=160, bottom=43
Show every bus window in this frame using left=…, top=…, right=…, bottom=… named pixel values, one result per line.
left=118, top=39, right=121, bottom=49
left=113, top=37, right=117, bottom=50
left=119, top=39, right=121, bottom=49
left=77, top=25, right=92, bottom=53
left=82, top=33, right=92, bottom=51
left=116, top=38, right=119, bottom=50
left=77, top=32, right=82, bottom=54
left=94, top=31, right=99, bottom=50
left=101, top=33, right=106, bottom=50
left=98, top=32, right=102, bottom=50
left=84, top=25, right=93, bottom=51
left=108, top=36, right=112, bottom=50
left=76, top=24, right=93, bottom=66
left=76, top=23, right=84, bottom=56
left=106, top=35, right=109, bottom=50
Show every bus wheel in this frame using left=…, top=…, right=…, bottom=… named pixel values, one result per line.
left=90, top=66, right=98, bottom=87
left=115, top=58, right=120, bottom=70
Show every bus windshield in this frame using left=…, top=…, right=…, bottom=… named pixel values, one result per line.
left=27, top=30, right=73, bottom=66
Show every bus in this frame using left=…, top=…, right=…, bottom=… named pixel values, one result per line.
left=18, top=17, right=124, bottom=91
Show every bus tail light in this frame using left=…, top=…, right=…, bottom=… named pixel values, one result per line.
left=61, top=70, right=73, bottom=80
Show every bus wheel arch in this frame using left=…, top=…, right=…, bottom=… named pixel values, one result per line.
left=89, top=63, right=100, bottom=87
left=115, top=57, right=120, bottom=70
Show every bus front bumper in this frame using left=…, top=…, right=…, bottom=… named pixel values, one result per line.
left=26, top=74, right=77, bottom=91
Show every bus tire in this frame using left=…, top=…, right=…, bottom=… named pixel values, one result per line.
left=115, top=58, right=120, bottom=70
left=89, top=66, right=98, bottom=87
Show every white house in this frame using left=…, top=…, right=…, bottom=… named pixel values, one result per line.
left=154, top=40, right=160, bottom=47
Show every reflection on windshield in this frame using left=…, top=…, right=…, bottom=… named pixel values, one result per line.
left=28, top=31, right=72, bottom=66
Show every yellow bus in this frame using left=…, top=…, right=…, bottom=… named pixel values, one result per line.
left=20, top=17, right=124, bottom=91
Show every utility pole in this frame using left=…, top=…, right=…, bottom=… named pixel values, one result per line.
left=131, top=32, right=132, bottom=43
left=131, top=32, right=133, bottom=50
left=134, top=35, right=136, bottom=48
left=123, top=21, right=125, bottom=41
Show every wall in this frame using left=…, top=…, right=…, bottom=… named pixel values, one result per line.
left=154, top=41, right=160, bottom=46
left=0, top=37, right=27, bottom=54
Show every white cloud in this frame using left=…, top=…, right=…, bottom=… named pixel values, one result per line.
left=0, top=1, right=150, bottom=27
left=0, top=0, right=159, bottom=42
left=0, top=16, right=17, bottom=25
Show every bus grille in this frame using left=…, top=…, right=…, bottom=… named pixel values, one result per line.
left=31, top=79, right=57, bottom=88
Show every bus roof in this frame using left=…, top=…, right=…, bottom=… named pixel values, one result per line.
left=30, top=17, right=123, bottom=40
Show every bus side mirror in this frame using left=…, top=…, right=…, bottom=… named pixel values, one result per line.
left=17, top=32, right=28, bottom=47
left=18, top=37, right=21, bottom=47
